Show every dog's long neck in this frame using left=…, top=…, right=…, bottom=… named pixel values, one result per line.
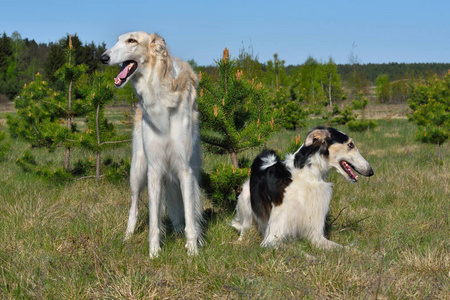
left=285, top=152, right=330, bottom=182
left=131, top=55, right=173, bottom=97
left=130, top=55, right=179, bottom=132
left=284, top=151, right=333, bottom=241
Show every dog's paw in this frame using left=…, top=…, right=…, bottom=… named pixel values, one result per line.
left=185, top=242, right=199, bottom=256
left=124, top=232, right=133, bottom=241
left=236, top=231, right=248, bottom=242
left=260, top=240, right=280, bottom=249
left=149, top=245, right=161, bottom=259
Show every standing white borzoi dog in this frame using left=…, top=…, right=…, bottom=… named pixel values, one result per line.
left=232, top=126, right=374, bottom=249
left=101, top=32, right=203, bottom=257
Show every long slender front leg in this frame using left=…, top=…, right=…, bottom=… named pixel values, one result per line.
left=148, top=170, right=163, bottom=258
left=166, top=181, right=185, bottom=234
left=125, top=109, right=147, bottom=240
left=125, top=163, right=146, bottom=240
left=178, top=166, right=200, bottom=256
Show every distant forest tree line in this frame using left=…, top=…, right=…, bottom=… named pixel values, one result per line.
left=1, top=31, right=450, bottom=105
left=0, top=32, right=106, bottom=102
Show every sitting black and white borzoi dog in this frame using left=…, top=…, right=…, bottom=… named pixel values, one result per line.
left=101, top=32, right=203, bottom=258
left=232, top=126, right=374, bottom=249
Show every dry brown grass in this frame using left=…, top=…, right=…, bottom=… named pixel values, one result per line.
left=0, top=113, right=448, bottom=299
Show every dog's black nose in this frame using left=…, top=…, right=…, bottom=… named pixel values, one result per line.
left=100, top=54, right=110, bottom=64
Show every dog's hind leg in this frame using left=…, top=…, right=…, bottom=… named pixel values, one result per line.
left=231, top=180, right=253, bottom=241
left=311, top=236, right=343, bottom=250
left=166, top=178, right=185, bottom=234
left=125, top=110, right=147, bottom=241
left=260, top=224, right=284, bottom=248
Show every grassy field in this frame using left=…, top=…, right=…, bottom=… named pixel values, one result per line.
left=0, top=105, right=449, bottom=299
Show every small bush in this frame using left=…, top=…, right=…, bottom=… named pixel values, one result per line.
left=16, top=149, right=72, bottom=181
left=203, top=163, right=249, bottom=211
left=347, top=119, right=378, bottom=132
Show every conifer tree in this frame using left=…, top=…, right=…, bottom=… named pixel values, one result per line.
left=271, top=81, right=308, bottom=130
left=7, top=38, right=129, bottom=180
left=375, top=74, right=391, bottom=103
left=79, top=71, right=130, bottom=179
left=408, top=73, right=450, bottom=161
left=0, top=33, right=12, bottom=73
left=9, top=36, right=90, bottom=170
left=198, top=48, right=283, bottom=168
left=0, top=122, right=10, bottom=161
left=54, top=35, right=89, bottom=169
left=7, top=72, right=77, bottom=179
left=346, top=91, right=378, bottom=132
left=267, top=53, right=286, bottom=90
left=7, top=73, right=66, bottom=148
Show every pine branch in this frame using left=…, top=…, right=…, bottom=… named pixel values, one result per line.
left=72, top=175, right=104, bottom=181
left=200, top=137, right=228, bottom=150
left=200, top=82, right=221, bottom=104
left=40, top=100, right=69, bottom=115
left=98, top=139, right=132, bottom=146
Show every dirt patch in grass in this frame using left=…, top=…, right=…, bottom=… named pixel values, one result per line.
left=356, top=103, right=410, bottom=120
left=0, top=101, right=14, bottom=113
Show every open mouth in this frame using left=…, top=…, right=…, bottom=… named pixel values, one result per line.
left=340, top=160, right=358, bottom=182
left=114, top=60, right=137, bottom=87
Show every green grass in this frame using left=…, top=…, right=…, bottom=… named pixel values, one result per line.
left=0, top=113, right=449, bottom=299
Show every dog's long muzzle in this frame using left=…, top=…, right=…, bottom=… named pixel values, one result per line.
left=356, top=163, right=374, bottom=177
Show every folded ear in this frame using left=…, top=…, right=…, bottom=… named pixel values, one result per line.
left=150, top=34, right=168, bottom=57
left=304, top=128, right=331, bottom=146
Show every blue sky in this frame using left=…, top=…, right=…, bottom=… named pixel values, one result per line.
left=2, top=0, right=449, bottom=66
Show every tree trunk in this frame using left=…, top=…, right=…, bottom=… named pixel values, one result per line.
left=230, top=151, right=239, bottom=169
left=328, top=74, right=332, bottom=108
left=96, top=104, right=101, bottom=180
left=96, top=151, right=101, bottom=180
left=438, top=141, right=441, bottom=162
left=64, top=80, right=73, bottom=170
left=276, top=71, right=279, bottom=91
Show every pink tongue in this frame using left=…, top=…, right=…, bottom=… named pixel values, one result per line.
left=117, top=66, right=130, bottom=80
left=114, top=63, right=134, bottom=85
left=343, top=161, right=357, bottom=180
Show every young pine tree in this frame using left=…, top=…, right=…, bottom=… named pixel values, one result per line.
left=7, top=42, right=127, bottom=180
left=347, top=91, right=378, bottom=132
left=7, top=73, right=81, bottom=179
left=79, top=71, right=130, bottom=179
left=375, top=74, right=391, bottom=103
left=266, top=53, right=286, bottom=90
left=408, top=73, right=450, bottom=162
left=54, top=35, right=89, bottom=169
left=271, top=82, right=308, bottom=130
left=199, top=48, right=284, bottom=209
left=0, top=121, right=10, bottom=161
left=198, top=48, right=283, bottom=168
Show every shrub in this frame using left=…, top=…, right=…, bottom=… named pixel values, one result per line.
left=347, top=119, right=378, bottom=132
left=202, top=163, right=249, bottom=211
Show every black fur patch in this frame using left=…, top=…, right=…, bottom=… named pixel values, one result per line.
left=311, top=126, right=349, bottom=144
left=250, top=150, right=292, bottom=225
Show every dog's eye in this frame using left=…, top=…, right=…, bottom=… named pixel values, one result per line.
left=127, top=38, right=138, bottom=44
left=348, top=142, right=354, bottom=149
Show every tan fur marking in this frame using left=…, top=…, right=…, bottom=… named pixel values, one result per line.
left=305, top=129, right=331, bottom=146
